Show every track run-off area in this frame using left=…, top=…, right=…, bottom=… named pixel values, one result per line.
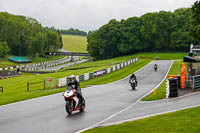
left=0, top=60, right=173, bottom=133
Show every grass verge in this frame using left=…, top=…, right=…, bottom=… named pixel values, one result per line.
left=83, top=106, right=200, bottom=133
left=142, top=60, right=182, bottom=101
left=133, top=52, right=187, bottom=60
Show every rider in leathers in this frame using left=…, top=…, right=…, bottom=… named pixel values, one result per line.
left=129, top=73, right=137, bottom=86
left=67, top=75, right=83, bottom=105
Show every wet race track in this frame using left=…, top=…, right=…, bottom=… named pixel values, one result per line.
left=0, top=60, right=173, bottom=133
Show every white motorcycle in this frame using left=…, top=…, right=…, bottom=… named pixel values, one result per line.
left=63, top=86, right=85, bottom=115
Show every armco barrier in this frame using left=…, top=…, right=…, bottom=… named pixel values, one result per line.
left=107, top=68, right=111, bottom=73
left=121, top=63, right=124, bottom=68
left=110, top=67, right=113, bottom=73
left=79, top=75, right=84, bottom=82
left=117, top=64, right=120, bottom=70
left=112, top=66, right=116, bottom=72
left=89, top=73, right=94, bottom=79
left=58, top=58, right=138, bottom=87
left=76, top=75, right=80, bottom=82
left=59, top=77, right=67, bottom=87
left=193, top=75, right=200, bottom=90
left=84, top=73, right=89, bottom=81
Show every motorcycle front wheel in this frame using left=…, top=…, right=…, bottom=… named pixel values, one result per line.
left=131, top=83, right=136, bottom=90
left=66, top=100, right=73, bottom=115
left=80, top=98, right=85, bottom=112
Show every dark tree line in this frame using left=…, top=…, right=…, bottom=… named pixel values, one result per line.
left=191, top=1, right=200, bottom=44
left=50, top=27, right=87, bottom=36
left=87, top=6, right=198, bottom=59
left=0, top=12, right=62, bottom=58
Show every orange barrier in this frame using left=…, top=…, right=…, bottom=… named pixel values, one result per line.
left=168, top=75, right=177, bottom=78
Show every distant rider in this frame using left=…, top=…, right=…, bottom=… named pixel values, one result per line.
left=67, top=75, right=83, bottom=105
left=129, top=73, right=137, bottom=86
left=154, top=64, right=158, bottom=71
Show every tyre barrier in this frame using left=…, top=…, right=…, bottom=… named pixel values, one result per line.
left=168, top=77, right=178, bottom=97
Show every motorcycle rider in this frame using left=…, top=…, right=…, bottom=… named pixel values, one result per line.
left=129, top=73, right=137, bottom=87
left=154, top=64, right=158, bottom=71
left=67, top=75, right=83, bottom=105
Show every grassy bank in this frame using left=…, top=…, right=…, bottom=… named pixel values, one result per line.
left=62, top=35, right=87, bottom=52
left=133, top=52, right=187, bottom=60
left=83, top=106, right=200, bottom=133
left=142, top=60, right=182, bottom=101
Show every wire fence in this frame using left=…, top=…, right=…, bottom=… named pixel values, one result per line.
left=27, top=77, right=57, bottom=92
left=44, top=77, right=57, bottom=90
left=27, top=81, right=45, bottom=92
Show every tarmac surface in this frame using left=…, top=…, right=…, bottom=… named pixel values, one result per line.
left=100, top=92, right=200, bottom=126
left=0, top=60, right=173, bottom=133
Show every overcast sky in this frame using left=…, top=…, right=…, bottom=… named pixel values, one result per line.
left=0, top=0, right=197, bottom=31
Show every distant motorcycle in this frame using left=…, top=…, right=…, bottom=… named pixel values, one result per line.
left=154, top=64, right=158, bottom=72
left=63, top=86, right=85, bottom=115
left=129, top=78, right=137, bottom=90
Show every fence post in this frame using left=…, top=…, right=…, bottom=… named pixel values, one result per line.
left=0, top=87, right=3, bottom=93
left=27, top=82, right=29, bottom=92
left=44, top=80, right=46, bottom=90
left=193, top=76, right=194, bottom=91
left=56, top=78, right=57, bottom=89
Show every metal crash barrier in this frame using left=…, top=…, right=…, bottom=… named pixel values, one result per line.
left=193, top=75, right=200, bottom=90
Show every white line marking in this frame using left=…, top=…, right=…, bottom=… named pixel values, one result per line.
left=99, top=104, right=200, bottom=127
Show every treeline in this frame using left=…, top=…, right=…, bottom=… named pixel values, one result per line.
left=87, top=6, right=198, bottom=59
left=0, top=12, right=62, bottom=58
left=50, top=27, right=87, bottom=36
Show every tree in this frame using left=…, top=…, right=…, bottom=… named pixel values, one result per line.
left=118, top=17, right=143, bottom=54
left=191, top=1, right=200, bottom=44
left=170, top=8, right=192, bottom=51
left=87, top=19, right=121, bottom=59
left=0, top=12, right=61, bottom=57
left=87, top=6, right=193, bottom=59
left=0, top=42, right=10, bottom=57
left=28, top=33, right=45, bottom=58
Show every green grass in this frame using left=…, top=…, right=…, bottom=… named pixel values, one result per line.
left=0, top=58, right=17, bottom=68
left=142, top=60, right=182, bottom=101
left=62, top=35, right=87, bottom=52
left=133, top=52, right=187, bottom=60
left=83, top=106, right=200, bottom=133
